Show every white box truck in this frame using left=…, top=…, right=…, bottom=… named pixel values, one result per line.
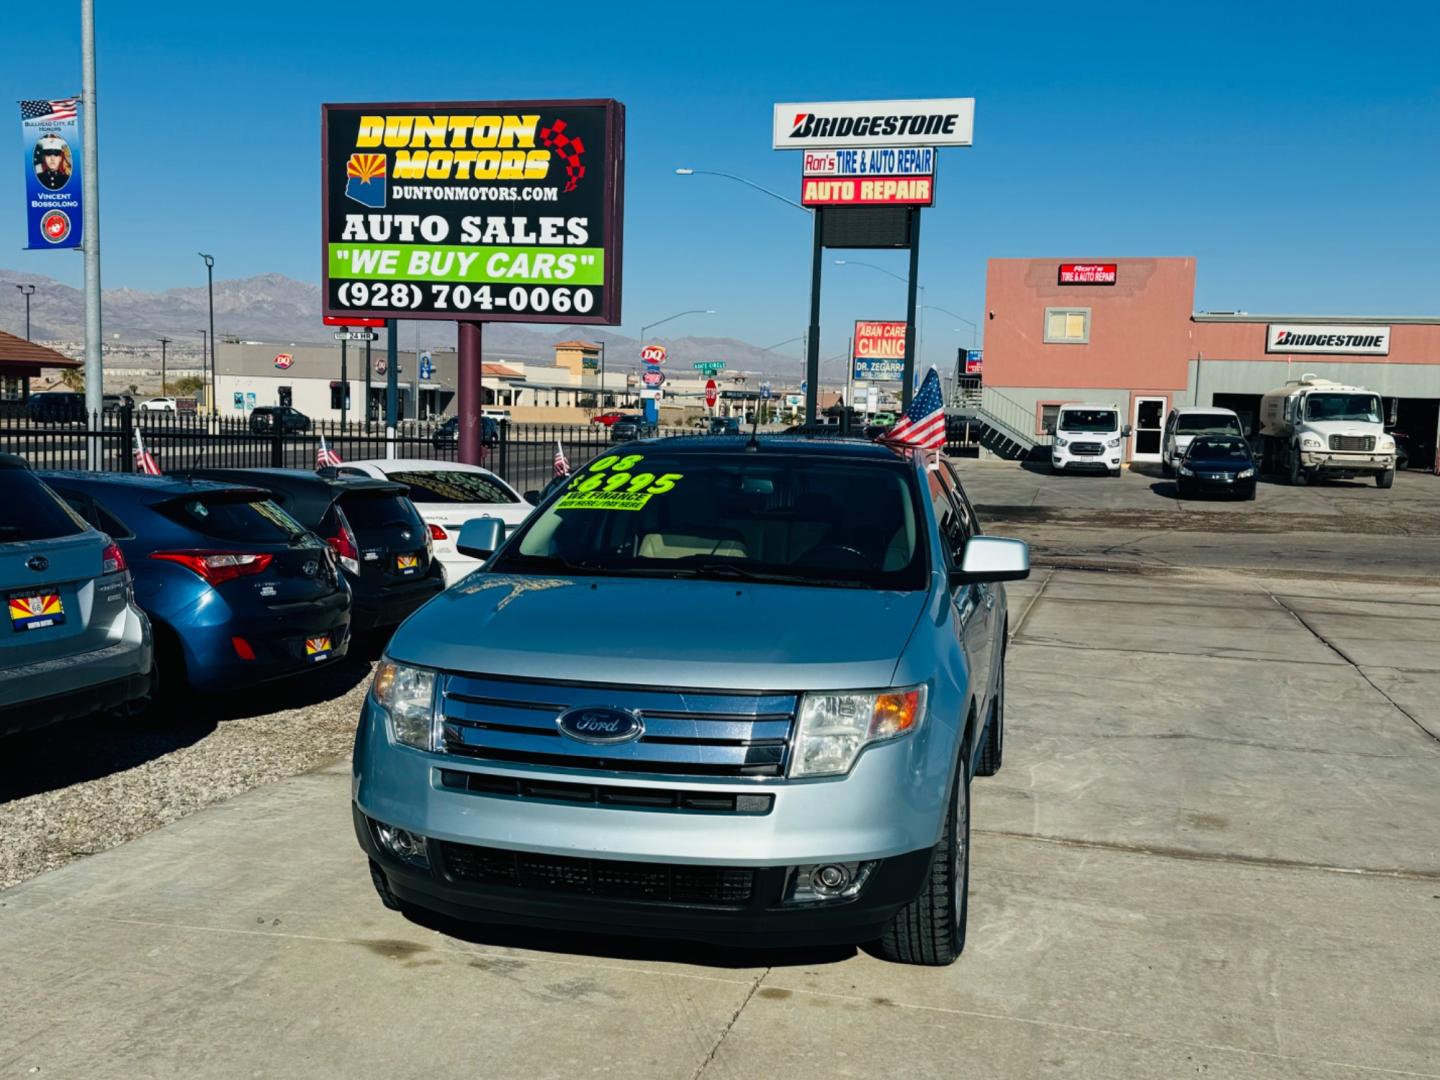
left=1258, top=375, right=1396, bottom=488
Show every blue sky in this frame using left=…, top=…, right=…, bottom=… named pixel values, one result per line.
left=2, top=0, right=1436, bottom=369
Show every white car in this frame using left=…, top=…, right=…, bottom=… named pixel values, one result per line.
left=334, top=459, right=535, bottom=584
left=138, top=397, right=177, bottom=412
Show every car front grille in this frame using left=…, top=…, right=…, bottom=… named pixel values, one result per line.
left=439, top=674, right=796, bottom=778
left=438, top=841, right=756, bottom=905
left=1070, top=441, right=1103, bottom=456
left=437, top=768, right=775, bottom=813
left=1329, top=435, right=1375, bottom=452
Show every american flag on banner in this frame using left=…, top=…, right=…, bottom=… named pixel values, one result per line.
left=880, top=368, right=947, bottom=450
left=554, top=440, right=570, bottom=478
left=316, top=435, right=343, bottom=469
left=133, top=430, right=160, bottom=476
left=21, top=98, right=79, bottom=122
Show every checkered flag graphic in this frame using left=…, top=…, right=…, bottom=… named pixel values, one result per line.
left=539, top=119, right=585, bottom=193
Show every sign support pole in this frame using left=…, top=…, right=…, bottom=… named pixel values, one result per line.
left=81, top=0, right=103, bottom=468
left=805, top=209, right=823, bottom=424
left=340, top=338, right=348, bottom=427
left=457, top=320, right=484, bottom=466
left=901, top=208, right=922, bottom=411
left=385, top=318, right=399, bottom=459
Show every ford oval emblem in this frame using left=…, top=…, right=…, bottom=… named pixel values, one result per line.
left=556, top=706, right=644, bottom=745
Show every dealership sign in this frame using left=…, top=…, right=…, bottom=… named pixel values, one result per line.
left=322, top=99, right=624, bottom=324
left=1058, top=263, right=1117, bottom=285
left=1266, top=324, right=1391, bottom=356
left=773, top=99, right=974, bottom=149
left=802, top=176, right=933, bottom=207
left=853, top=320, right=907, bottom=381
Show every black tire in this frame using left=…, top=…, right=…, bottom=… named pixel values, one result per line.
left=975, top=661, right=1004, bottom=777
left=146, top=625, right=188, bottom=718
left=1109, top=468, right=1122, bottom=478
left=1376, top=469, right=1394, bottom=489
left=1244, top=486, right=1257, bottom=501
left=1289, top=449, right=1307, bottom=486
left=369, top=859, right=402, bottom=911
left=1161, top=461, right=1173, bottom=478
left=876, top=754, right=970, bottom=965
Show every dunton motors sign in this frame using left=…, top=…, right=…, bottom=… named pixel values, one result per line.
left=1266, top=324, right=1391, bottom=356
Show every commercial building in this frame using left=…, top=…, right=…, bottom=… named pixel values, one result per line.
left=982, top=257, right=1440, bottom=469
left=0, top=330, right=80, bottom=404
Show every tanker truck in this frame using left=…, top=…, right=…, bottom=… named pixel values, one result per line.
left=1257, top=375, right=1396, bottom=488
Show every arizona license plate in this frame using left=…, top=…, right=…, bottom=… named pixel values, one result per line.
left=396, top=553, right=420, bottom=575
left=305, top=635, right=333, bottom=661
left=9, top=593, right=65, bottom=632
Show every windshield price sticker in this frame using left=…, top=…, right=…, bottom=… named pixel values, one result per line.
left=556, top=454, right=683, bottom=511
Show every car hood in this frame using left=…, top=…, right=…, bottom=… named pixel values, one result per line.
left=388, top=573, right=930, bottom=691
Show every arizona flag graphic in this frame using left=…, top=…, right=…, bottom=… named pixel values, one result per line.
left=345, top=153, right=386, bottom=208
left=10, top=593, right=64, bottom=631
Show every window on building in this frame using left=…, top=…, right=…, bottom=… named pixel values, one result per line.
left=329, top=383, right=350, bottom=410
left=1044, top=308, right=1090, bottom=344
left=1039, top=403, right=1062, bottom=435
left=0, top=376, right=24, bottom=401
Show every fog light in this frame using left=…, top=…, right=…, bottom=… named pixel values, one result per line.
left=784, top=861, right=877, bottom=905
left=374, top=821, right=430, bottom=869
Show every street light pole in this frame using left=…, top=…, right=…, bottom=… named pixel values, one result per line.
left=674, top=168, right=811, bottom=214
left=14, top=285, right=35, bottom=340
left=157, top=336, right=170, bottom=395
left=198, top=254, right=215, bottom=416
left=80, top=0, right=103, bottom=467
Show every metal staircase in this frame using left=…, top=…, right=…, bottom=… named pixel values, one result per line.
left=948, top=386, right=1049, bottom=460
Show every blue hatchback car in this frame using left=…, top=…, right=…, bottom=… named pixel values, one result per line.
left=353, top=437, right=1029, bottom=965
left=39, top=473, right=352, bottom=697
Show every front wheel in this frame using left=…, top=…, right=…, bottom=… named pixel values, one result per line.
left=1289, top=449, right=1308, bottom=486
left=876, top=759, right=969, bottom=965
left=976, top=661, right=1004, bottom=777
left=1161, top=461, right=1173, bottom=477
left=1376, top=469, right=1394, bottom=489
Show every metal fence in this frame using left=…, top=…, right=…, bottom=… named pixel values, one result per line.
left=0, top=408, right=694, bottom=494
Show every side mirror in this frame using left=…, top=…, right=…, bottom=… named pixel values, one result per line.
left=523, top=490, right=541, bottom=506
left=1122, top=425, right=1133, bottom=437
left=951, top=536, right=1031, bottom=585
left=456, top=517, right=505, bottom=560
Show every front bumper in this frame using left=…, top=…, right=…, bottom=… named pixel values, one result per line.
left=1300, top=451, right=1394, bottom=475
left=356, top=804, right=932, bottom=946
left=1052, top=450, right=1121, bottom=472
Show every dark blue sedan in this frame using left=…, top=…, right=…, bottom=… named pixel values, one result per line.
left=38, top=472, right=353, bottom=699
left=1175, top=435, right=1259, bottom=500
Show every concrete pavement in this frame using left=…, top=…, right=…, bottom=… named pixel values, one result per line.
left=3, top=562, right=1437, bottom=1078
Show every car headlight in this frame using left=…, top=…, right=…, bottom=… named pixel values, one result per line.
left=1237, top=468, right=1255, bottom=479
left=1300, top=436, right=1323, bottom=449
left=1106, top=437, right=1122, bottom=449
left=791, top=686, right=927, bottom=778
left=1178, top=466, right=1194, bottom=477
left=371, top=659, right=440, bottom=750
left=1054, top=438, right=1068, bottom=449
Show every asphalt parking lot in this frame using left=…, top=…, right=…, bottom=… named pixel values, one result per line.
left=2, top=461, right=1437, bottom=1079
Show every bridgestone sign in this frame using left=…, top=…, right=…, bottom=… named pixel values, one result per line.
left=773, top=99, right=974, bottom=149
left=1265, top=324, right=1391, bottom=356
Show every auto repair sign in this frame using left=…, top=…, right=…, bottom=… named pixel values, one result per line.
left=322, top=99, right=625, bottom=324
left=1266, top=324, right=1391, bottom=355
left=1058, top=263, right=1117, bottom=285
left=774, top=99, right=974, bottom=149
left=801, top=148, right=936, bottom=207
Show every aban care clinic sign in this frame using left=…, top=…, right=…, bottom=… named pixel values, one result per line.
left=853, top=320, right=908, bottom=381
left=322, top=100, right=624, bottom=324
left=1266, top=324, right=1391, bottom=356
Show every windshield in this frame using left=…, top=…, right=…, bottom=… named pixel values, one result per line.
left=1058, top=410, right=1117, bottom=433
left=1187, top=439, right=1252, bottom=462
left=339, top=492, right=424, bottom=534
left=386, top=470, right=518, bottom=505
left=1304, top=393, right=1381, bottom=423
left=160, top=494, right=306, bottom=543
left=1177, top=414, right=1243, bottom=436
left=493, top=451, right=927, bottom=591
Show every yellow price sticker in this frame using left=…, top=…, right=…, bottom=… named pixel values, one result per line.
left=556, top=454, right=684, bottom=511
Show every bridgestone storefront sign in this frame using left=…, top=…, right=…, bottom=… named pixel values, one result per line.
left=1265, top=324, right=1391, bottom=356
left=772, top=98, right=974, bottom=149
left=322, top=99, right=624, bottom=323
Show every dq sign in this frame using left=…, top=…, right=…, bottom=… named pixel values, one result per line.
left=273, top=353, right=295, bottom=370
left=640, top=344, right=666, bottom=365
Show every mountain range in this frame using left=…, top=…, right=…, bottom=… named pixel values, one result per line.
left=0, top=268, right=813, bottom=379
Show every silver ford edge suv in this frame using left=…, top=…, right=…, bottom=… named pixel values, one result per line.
left=353, top=437, right=1028, bottom=965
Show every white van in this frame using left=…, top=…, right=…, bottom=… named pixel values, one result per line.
left=1050, top=403, right=1128, bottom=476
left=1162, top=407, right=1246, bottom=475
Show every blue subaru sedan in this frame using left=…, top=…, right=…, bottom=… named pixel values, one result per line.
left=352, top=437, right=1028, bottom=965
left=39, top=473, right=352, bottom=698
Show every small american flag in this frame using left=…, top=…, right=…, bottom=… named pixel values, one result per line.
left=554, top=439, right=570, bottom=478
left=133, top=431, right=160, bottom=476
left=21, top=98, right=79, bottom=122
left=316, top=435, right=343, bottom=469
left=881, top=367, right=947, bottom=450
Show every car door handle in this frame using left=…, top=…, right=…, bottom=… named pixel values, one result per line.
left=984, top=590, right=996, bottom=611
